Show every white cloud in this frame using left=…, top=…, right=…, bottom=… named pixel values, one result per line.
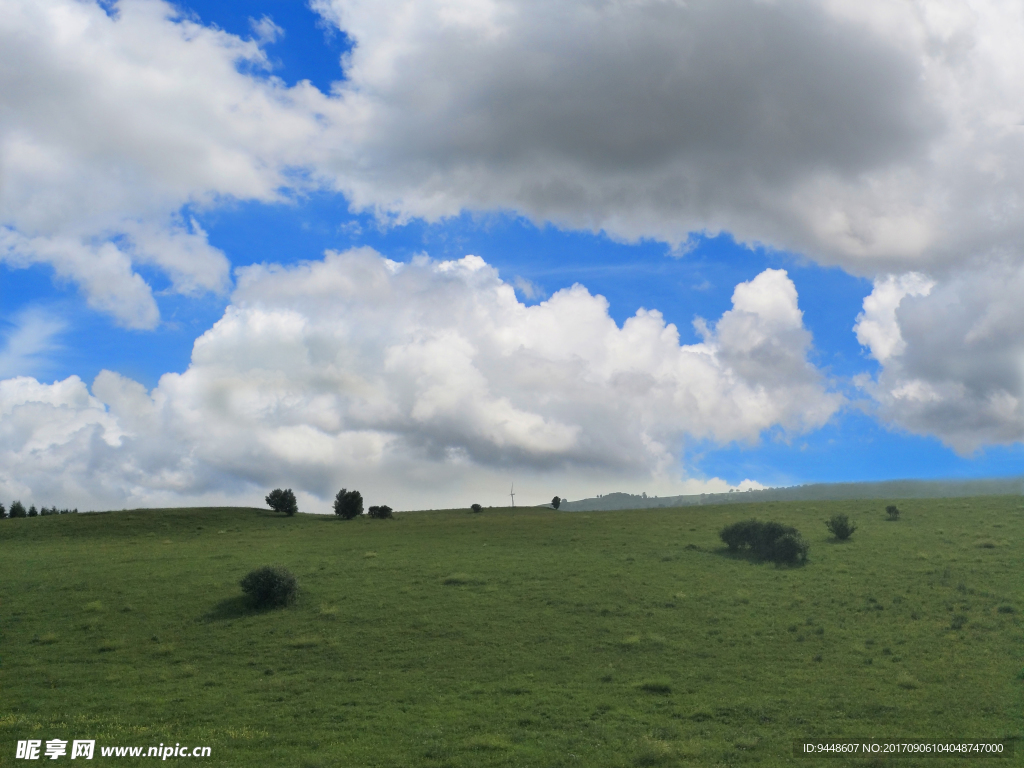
left=858, top=263, right=1024, bottom=453
left=0, top=251, right=840, bottom=509
left=8, top=0, right=1024, bottom=316
left=853, top=273, right=934, bottom=362
left=0, top=0, right=336, bottom=327
left=6, top=0, right=1024, bottom=457
left=0, top=307, right=65, bottom=378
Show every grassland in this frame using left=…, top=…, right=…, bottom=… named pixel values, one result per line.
left=1, top=498, right=1021, bottom=767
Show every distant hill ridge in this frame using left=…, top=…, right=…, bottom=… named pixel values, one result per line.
left=557, top=476, right=1024, bottom=511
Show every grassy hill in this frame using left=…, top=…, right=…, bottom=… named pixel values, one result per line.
left=1, top=499, right=1021, bottom=766
left=560, top=476, right=1024, bottom=511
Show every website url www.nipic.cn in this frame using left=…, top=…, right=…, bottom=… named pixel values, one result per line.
left=16, top=740, right=211, bottom=760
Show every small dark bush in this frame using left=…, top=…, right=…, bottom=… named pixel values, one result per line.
left=551, top=496, right=561, bottom=510
left=720, top=519, right=761, bottom=551
left=240, top=566, right=297, bottom=608
left=28, top=505, right=38, bottom=517
left=470, top=503, right=483, bottom=513
left=771, top=533, right=810, bottom=565
left=719, top=519, right=809, bottom=565
left=333, top=489, right=363, bottom=519
left=9, top=501, right=26, bottom=518
left=885, top=504, right=900, bottom=521
left=368, top=504, right=393, bottom=519
left=826, top=514, right=857, bottom=540
left=265, top=488, right=298, bottom=516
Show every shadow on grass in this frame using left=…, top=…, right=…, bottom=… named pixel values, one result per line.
left=202, top=595, right=272, bottom=622
left=713, top=546, right=808, bottom=567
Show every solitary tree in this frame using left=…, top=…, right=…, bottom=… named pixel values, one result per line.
left=470, top=503, right=483, bottom=513
left=885, top=504, right=901, bottom=521
left=27, top=505, right=38, bottom=517
left=9, top=501, right=26, bottom=518
left=266, top=488, right=298, bottom=516
left=368, top=505, right=394, bottom=519
left=334, top=489, right=364, bottom=519
left=551, top=496, right=561, bottom=510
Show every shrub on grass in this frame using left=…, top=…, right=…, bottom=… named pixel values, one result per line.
left=9, top=500, right=26, bottom=518
left=771, top=533, right=811, bottom=565
left=333, top=489, right=363, bottom=519
left=240, top=566, right=297, bottom=608
left=720, top=519, right=762, bottom=551
left=718, top=519, right=809, bottom=565
left=265, top=488, right=298, bottom=516
left=368, top=504, right=393, bottom=519
left=886, top=504, right=901, bottom=520
left=826, top=513, right=857, bottom=541
left=470, top=503, right=483, bottom=513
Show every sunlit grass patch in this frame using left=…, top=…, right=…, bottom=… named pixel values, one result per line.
left=287, top=635, right=320, bottom=649
left=32, top=632, right=59, bottom=645
left=83, top=600, right=104, bottom=613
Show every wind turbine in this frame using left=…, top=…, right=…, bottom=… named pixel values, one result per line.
left=509, top=483, right=515, bottom=508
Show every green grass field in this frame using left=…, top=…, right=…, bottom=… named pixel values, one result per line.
left=1, top=498, right=1021, bottom=766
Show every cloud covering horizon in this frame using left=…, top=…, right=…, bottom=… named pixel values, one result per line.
left=0, top=250, right=837, bottom=510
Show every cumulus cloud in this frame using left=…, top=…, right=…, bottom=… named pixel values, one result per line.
left=854, top=272, right=934, bottom=362
left=857, top=263, right=1024, bottom=453
left=311, top=0, right=1024, bottom=274
left=8, top=1, right=1024, bottom=313
left=0, top=0, right=336, bottom=326
left=6, top=0, right=1024, bottom=458
left=0, top=251, right=840, bottom=509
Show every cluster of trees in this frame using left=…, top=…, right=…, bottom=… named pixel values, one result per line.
left=1, top=502, right=78, bottom=518
left=720, top=519, right=810, bottom=565
left=263, top=487, right=392, bottom=519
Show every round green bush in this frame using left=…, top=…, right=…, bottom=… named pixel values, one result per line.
left=240, top=566, right=297, bottom=608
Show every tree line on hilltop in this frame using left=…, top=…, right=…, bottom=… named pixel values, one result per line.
left=1, top=501, right=78, bottom=518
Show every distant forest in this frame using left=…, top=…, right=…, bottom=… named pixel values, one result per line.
left=557, top=476, right=1024, bottom=512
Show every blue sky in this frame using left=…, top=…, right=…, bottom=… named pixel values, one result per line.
left=3, top=0, right=1024, bottom=510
